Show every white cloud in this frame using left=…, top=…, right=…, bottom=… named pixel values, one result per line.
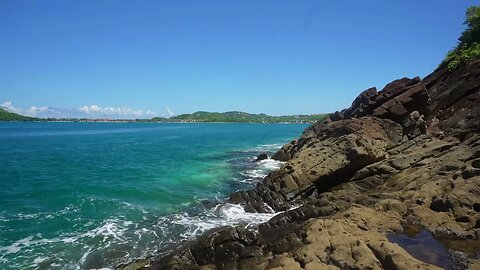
left=27, top=106, right=51, bottom=116
left=1, top=101, right=157, bottom=119
left=1, top=101, right=23, bottom=114
left=166, top=107, right=175, bottom=117
left=79, top=105, right=102, bottom=114
left=78, top=105, right=157, bottom=118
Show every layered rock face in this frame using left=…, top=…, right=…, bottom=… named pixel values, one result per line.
left=144, top=61, right=480, bottom=270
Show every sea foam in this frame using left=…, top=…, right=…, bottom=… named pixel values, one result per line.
left=0, top=132, right=300, bottom=269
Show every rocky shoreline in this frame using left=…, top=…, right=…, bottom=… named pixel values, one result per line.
left=124, top=60, right=480, bottom=270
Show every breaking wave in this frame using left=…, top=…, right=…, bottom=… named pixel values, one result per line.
left=0, top=140, right=289, bottom=269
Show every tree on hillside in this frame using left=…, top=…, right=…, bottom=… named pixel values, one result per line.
left=444, top=6, right=480, bottom=70
left=459, top=6, right=480, bottom=47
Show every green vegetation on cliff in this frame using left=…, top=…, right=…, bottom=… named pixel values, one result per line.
left=152, top=111, right=327, bottom=123
left=0, top=108, right=38, bottom=121
left=444, top=6, right=480, bottom=70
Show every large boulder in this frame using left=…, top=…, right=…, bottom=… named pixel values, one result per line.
left=277, top=76, right=429, bottom=161
left=424, top=60, right=480, bottom=139
left=255, top=153, right=269, bottom=162
left=230, top=117, right=403, bottom=212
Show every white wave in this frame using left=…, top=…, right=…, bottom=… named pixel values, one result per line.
left=67, top=218, right=130, bottom=244
left=238, top=158, right=284, bottom=183
left=121, top=202, right=134, bottom=207
left=15, top=213, right=39, bottom=220
left=235, top=142, right=285, bottom=154
left=79, top=248, right=93, bottom=266
left=255, top=143, right=285, bottom=152
left=166, top=203, right=279, bottom=240
left=240, top=169, right=268, bottom=179
left=0, top=235, right=62, bottom=257
left=134, top=227, right=160, bottom=241
left=0, top=236, right=33, bottom=255
left=30, top=256, right=50, bottom=268
left=9, top=205, right=80, bottom=223
left=0, top=143, right=288, bottom=269
left=0, top=218, right=132, bottom=262
left=33, top=256, right=48, bottom=264
left=213, top=203, right=276, bottom=224
left=258, top=158, right=284, bottom=170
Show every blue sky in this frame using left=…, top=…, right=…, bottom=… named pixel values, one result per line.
left=0, top=0, right=477, bottom=118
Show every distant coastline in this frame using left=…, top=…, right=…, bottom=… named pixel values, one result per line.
left=0, top=109, right=327, bottom=124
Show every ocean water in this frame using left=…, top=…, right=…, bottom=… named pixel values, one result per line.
left=0, top=122, right=307, bottom=269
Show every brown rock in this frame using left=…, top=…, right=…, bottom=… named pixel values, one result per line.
left=142, top=57, right=480, bottom=270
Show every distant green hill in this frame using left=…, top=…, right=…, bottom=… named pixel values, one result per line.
left=151, top=111, right=327, bottom=123
left=0, top=108, right=39, bottom=121
left=0, top=108, right=327, bottom=123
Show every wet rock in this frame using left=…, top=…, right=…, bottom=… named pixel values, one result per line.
left=232, top=117, right=404, bottom=213
left=271, top=140, right=298, bottom=161
left=255, top=153, right=268, bottom=162
left=82, top=251, right=104, bottom=269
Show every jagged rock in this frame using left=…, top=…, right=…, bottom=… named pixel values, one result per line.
left=284, top=76, right=430, bottom=163
left=150, top=206, right=442, bottom=270
left=342, top=87, right=378, bottom=118
left=271, top=140, right=298, bottom=161
left=372, top=80, right=429, bottom=123
left=425, top=60, right=480, bottom=138
left=255, top=153, right=269, bottom=162
left=230, top=117, right=403, bottom=213
left=341, top=76, right=429, bottom=125
left=143, top=61, right=480, bottom=270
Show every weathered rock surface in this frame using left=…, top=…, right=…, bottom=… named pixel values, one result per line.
left=425, top=60, right=480, bottom=139
left=230, top=117, right=403, bottom=213
left=140, top=61, right=480, bottom=270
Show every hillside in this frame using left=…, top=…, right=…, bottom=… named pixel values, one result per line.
left=0, top=108, right=326, bottom=123
left=152, top=111, right=327, bottom=123
left=0, top=108, right=38, bottom=121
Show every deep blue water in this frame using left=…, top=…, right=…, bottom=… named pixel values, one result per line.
left=0, top=122, right=307, bottom=269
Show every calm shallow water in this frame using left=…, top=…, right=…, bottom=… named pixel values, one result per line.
left=388, top=228, right=454, bottom=269
left=388, top=224, right=480, bottom=269
left=0, top=122, right=307, bottom=269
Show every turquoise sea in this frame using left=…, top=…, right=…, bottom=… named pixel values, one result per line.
left=0, top=122, right=307, bottom=269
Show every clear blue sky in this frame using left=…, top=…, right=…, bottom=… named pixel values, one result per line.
left=0, top=0, right=477, bottom=118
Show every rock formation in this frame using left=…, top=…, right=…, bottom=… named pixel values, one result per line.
left=135, top=61, right=480, bottom=270
left=256, top=153, right=269, bottom=162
